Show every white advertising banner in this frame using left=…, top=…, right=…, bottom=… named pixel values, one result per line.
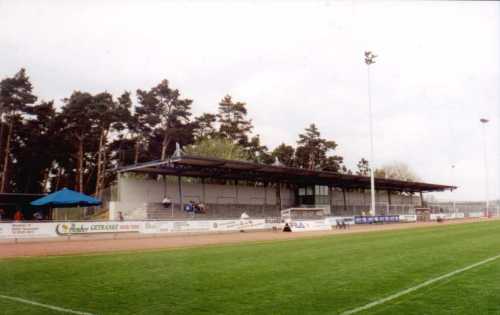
left=325, top=217, right=355, bottom=226
left=0, top=218, right=268, bottom=239
left=398, top=215, right=417, bottom=222
left=0, top=222, right=58, bottom=239
left=288, top=219, right=332, bottom=232
left=430, top=213, right=466, bottom=221
left=140, top=219, right=267, bottom=234
left=54, top=221, right=142, bottom=235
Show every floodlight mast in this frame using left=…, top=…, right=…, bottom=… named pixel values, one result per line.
left=451, top=164, right=457, bottom=215
left=365, top=51, right=377, bottom=216
left=480, top=118, right=490, bottom=217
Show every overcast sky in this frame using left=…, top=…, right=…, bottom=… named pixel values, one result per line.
left=1, top=1, right=499, bottom=201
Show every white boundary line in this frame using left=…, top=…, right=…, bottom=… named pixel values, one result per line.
left=0, top=294, right=95, bottom=315
left=341, top=253, right=500, bottom=315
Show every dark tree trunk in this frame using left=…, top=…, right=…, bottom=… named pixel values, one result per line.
left=95, top=128, right=107, bottom=197
left=77, top=136, right=84, bottom=193
left=134, top=139, right=140, bottom=164
left=160, top=122, right=171, bottom=160
left=161, top=134, right=169, bottom=161
left=0, top=121, right=13, bottom=192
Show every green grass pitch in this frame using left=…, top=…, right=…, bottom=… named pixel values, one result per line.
left=1, top=221, right=500, bottom=314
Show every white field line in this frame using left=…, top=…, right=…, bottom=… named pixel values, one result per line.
left=0, top=294, right=95, bottom=315
left=341, top=253, right=500, bottom=315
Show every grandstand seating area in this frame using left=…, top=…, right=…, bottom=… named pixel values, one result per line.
left=142, top=202, right=281, bottom=220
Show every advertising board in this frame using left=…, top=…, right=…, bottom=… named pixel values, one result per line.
left=430, top=213, right=466, bottom=220
left=54, top=221, right=142, bottom=236
left=354, top=215, right=400, bottom=224
left=287, top=219, right=331, bottom=232
left=325, top=217, right=355, bottom=226
left=398, top=215, right=417, bottom=222
left=0, top=222, right=57, bottom=239
left=468, top=212, right=484, bottom=218
left=140, top=219, right=267, bottom=234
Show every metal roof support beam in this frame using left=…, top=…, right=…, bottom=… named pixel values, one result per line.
left=178, top=176, right=183, bottom=213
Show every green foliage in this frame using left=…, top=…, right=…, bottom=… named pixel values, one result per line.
left=0, top=68, right=38, bottom=192
left=375, top=161, right=420, bottom=181
left=136, top=79, right=193, bottom=160
left=295, top=123, right=345, bottom=172
left=183, top=137, right=250, bottom=161
left=217, top=95, right=253, bottom=145
left=193, top=113, right=217, bottom=140
left=0, top=68, right=356, bottom=193
left=356, top=158, right=370, bottom=176
left=0, top=68, right=37, bottom=115
left=10, top=101, right=57, bottom=193
left=1, top=221, right=500, bottom=314
left=272, top=143, right=295, bottom=167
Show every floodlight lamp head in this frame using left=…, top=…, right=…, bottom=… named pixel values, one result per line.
left=364, top=51, right=377, bottom=65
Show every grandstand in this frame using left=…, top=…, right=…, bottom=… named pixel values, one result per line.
left=106, top=155, right=455, bottom=220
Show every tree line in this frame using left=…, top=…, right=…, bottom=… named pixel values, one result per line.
left=0, top=68, right=416, bottom=196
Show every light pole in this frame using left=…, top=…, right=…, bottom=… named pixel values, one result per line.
left=451, top=164, right=457, bottom=216
left=480, top=118, right=489, bottom=217
left=365, top=51, right=377, bottom=216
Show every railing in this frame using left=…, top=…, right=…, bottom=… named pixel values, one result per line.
left=331, top=204, right=418, bottom=216
left=143, top=202, right=281, bottom=220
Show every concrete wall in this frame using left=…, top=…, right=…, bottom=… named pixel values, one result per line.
left=114, top=176, right=296, bottom=219
left=118, top=176, right=297, bottom=205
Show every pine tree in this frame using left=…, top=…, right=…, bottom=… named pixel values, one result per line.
left=10, top=101, right=58, bottom=193
left=93, top=91, right=132, bottom=197
left=59, top=91, right=96, bottom=192
left=272, top=143, right=295, bottom=167
left=0, top=69, right=37, bottom=192
left=217, top=95, right=253, bottom=145
left=193, top=113, right=217, bottom=140
left=296, top=123, right=343, bottom=171
left=356, top=158, right=370, bottom=176
left=136, top=79, right=193, bottom=160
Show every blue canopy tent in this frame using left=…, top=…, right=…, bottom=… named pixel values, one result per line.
left=31, top=188, right=101, bottom=208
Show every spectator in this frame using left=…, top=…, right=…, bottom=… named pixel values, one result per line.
left=283, top=223, right=292, bottom=232
left=118, top=211, right=124, bottom=221
left=0, top=208, right=5, bottom=221
left=33, top=211, right=43, bottom=220
left=197, top=202, right=206, bottom=214
left=184, top=201, right=193, bottom=212
left=240, top=212, right=250, bottom=220
left=162, top=197, right=172, bottom=208
left=341, top=220, right=347, bottom=229
left=14, top=210, right=23, bottom=221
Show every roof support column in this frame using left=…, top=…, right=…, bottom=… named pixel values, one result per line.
left=235, top=180, right=239, bottom=205
left=328, top=185, right=333, bottom=216
left=201, top=177, right=206, bottom=204
left=342, top=188, right=347, bottom=213
left=420, top=191, right=424, bottom=207
left=276, top=182, right=282, bottom=211
left=163, top=175, right=167, bottom=198
left=178, top=176, right=183, bottom=212
left=387, top=190, right=392, bottom=215
left=263, top=182, right=268, bottom=216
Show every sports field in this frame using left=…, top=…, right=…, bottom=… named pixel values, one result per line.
left=1, top=220, right=500, bottom=314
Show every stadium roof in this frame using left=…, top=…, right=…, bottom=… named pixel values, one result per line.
left=115, top=155, right=456, bottom=193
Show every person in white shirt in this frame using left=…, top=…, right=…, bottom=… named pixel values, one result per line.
left=240, top=212, right=249, bottom=220
left=162, top=197, right=172, bottom=208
